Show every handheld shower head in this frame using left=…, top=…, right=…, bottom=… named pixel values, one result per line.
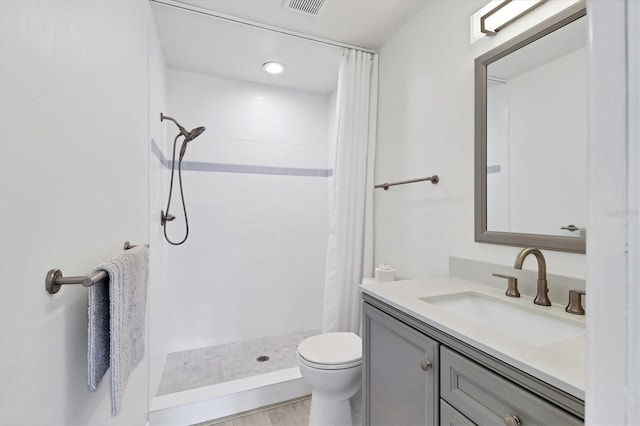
left=186, top=126, right=206, bottom=142
left=179, top=126, right=206, bottom=161
left=161, top=114, right=206, bottom=161
left=160, top=114, right=208, bottom=246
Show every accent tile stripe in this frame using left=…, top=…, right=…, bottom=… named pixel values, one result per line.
left=151, top=139, right=333, bottom=178
left=487, top=164, right=501, bottom=174
left=181, top=161, right=224, bottom=172
left=151, top=138, right=169, bottom=168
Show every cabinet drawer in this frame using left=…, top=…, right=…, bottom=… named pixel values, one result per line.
left=440, top=347, right=582, bottom=425
left=441, top=399, right=476, bottom=426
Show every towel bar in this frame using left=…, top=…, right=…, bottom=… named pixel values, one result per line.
left=46, top=269, right=108, bottom=294
left=123, top=241, right=137, bottom=250
left=374, top=174, right=439, bottom=191
left=45, top=241, right=143, bottom=294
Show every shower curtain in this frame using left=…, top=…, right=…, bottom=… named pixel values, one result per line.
left=322, top=49, right=379, bottom=334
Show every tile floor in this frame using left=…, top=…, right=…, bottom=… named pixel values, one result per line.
left=197, top=397, right=311, bottom=426
left=158, top=330, right=319, bottom=395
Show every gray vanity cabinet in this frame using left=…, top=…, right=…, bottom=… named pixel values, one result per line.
left=362, top=297, right=585, bottom=425
left=363, top=303, right=440, bottom=425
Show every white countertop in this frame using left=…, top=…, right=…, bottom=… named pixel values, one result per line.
left=360, top=276, right=585, bottom=400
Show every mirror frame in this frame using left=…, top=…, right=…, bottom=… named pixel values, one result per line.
left=474, top=2, right=587, bottom=254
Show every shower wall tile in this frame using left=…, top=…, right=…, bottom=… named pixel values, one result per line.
left=164, top=70, right=331, bottom=353
left=166, top=69, right=330, bottom=170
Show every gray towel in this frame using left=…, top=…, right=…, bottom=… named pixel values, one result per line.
left=87, top=245, right=148, bottom=416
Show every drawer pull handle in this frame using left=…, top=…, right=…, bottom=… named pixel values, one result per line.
left=420, top=360, right=432, bottom=372
left=503, top=415, right=521, bottom=426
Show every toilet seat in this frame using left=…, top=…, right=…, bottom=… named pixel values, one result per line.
left=297, top=332, right=362, bottom=370
left=298, top=354, right=362, bottom=370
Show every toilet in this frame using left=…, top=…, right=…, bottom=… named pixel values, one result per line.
left=297, top=332, right=362, bottom=426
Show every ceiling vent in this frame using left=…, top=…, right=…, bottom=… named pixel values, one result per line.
left=282, top=0, right=327, bottom=16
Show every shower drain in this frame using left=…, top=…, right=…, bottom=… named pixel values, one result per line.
left=256, top=355, right=270, bottom=363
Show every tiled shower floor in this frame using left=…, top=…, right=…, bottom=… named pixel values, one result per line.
left=157, top=329, right=319, bottom=395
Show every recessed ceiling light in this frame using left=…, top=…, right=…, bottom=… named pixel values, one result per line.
left=262, top=61, right=286, bottom=74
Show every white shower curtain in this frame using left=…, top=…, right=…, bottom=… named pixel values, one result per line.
left=322, top=49, right=378, bottom=334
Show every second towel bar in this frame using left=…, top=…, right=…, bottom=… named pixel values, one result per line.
left=375, top=174, right=439, bottom=190
left=46, top=269, right=108, bottom=294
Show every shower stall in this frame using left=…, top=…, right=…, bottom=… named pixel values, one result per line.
left=158, top=68, right=333, bottom=389
left=148, top=1, right=343, bottom=422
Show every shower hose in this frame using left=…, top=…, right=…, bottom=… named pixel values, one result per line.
left=163, top=133, right=189, bottom=245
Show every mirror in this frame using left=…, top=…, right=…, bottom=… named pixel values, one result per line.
left=475, top=3, right=587, bottom=253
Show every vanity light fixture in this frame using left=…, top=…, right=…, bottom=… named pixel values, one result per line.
left=480, top=0, right=547, bottom=35
left=262, top=61, right=286, bottom=74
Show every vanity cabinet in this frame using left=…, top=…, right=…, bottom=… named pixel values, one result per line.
left=362, top=298, right=584, bottom=425
left=363, top=303, right=440, bottom=425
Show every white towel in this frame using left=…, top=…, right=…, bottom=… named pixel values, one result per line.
left=87, top=245, right=148, bottom=416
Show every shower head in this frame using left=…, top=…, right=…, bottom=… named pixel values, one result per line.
left=161, top=113, right=206, bottom=140
left=185, top=126, right=206, bottom=142
left=161, top=113, right=206, bottom=161
left=179, top=126, right=206, bottom=161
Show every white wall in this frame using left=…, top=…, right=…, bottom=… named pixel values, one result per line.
left=374, top=0, right=586, bottom=285
left=586, top=0, right=640, bottom=423
left=0, top=1, right=153, bottom=424
left=147, top=11, right=169, bottom=400
left=163, top=70, right=330, bottom=352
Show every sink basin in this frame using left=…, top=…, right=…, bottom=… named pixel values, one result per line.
left=419, top=292, right=585, bottom=347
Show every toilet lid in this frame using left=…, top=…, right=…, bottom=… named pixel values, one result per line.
left=297, top=332, right=362, bottom=366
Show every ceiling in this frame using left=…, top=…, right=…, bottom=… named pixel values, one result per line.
left=150, top=0, right=426, bottom=93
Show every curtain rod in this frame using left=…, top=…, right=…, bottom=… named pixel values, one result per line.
left=151, top=0, right=377, bottom=54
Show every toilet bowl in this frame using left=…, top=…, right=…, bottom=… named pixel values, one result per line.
left=297, top=332, right=362, bottom=426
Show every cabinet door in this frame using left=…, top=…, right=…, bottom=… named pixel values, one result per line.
left=363, top=303, right=440, bottom=426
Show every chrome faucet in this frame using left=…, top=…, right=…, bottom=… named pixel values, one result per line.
left=514, top=248, right=551, bottom=306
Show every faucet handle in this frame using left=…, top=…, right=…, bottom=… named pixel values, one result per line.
left=493, top=273, right=520, bottom=298
left=566, top=289, right=586, bottom=315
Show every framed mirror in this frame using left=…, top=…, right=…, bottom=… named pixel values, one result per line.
left=475, top=2, right=587, bottom=253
